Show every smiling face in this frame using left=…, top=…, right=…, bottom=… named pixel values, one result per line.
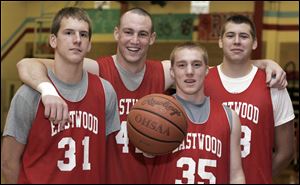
left=114, top=11, right=156, bottom=66
left=50, top=17, right=91, bottom=64
left=170, top=47, right=208, bottom=99
left=219, top=22, right=257, bottom=64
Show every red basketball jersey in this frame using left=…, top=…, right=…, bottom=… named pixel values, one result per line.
left=97, top=56, right=165, bottom=183
left=151, top=99, right=231, bottom=184
left=18, top=74, right=107, bottom=184
left=205, top=67, right=274, bottom=184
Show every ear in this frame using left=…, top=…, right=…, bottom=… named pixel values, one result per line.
left=87, top=41, right=92, bottom=53
left=113, top=26, right=120, bottom=41
left=205, top=65, right=209, bottom=76
left=149, top=32, right=156, bottom=45
left=170, top=67, right=175, bottom=80
left=49, top=34, right=57, bottom=49
left=252, top=39, right=258, bottom=50
left=218, top=36, right=223, bottom=48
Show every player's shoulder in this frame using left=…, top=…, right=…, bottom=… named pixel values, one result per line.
left=146, top=59, right=164, bottom=72
left=10, top=84, right=41, bottom=110
left=98, top=77, right=116, bottom=94
left=15, top=84, right=41, bottom=101
left=86, top=72, right=113, bottom=89
left=96, top=55, right=113, bottom=63
left=147, top=59, right=161, bottom=63
left=255, top=66, right=266, bottom=75
left=146, top=59, right=163, bottom=66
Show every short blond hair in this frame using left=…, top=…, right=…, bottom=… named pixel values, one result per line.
left=170, top=42, right=208, bottom=66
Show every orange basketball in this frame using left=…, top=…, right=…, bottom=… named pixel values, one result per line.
left=127, top=93, right=187, bottom=156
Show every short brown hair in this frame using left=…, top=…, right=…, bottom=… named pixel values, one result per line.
left=220, top=14, right=256, bottom=40
left=51, top=7, right=92, bottom=40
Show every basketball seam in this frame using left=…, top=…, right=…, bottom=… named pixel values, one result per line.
left=130, top=107, right=186, bottom=136
left=128, top=120, right=182, bottom=143
left=148, top=94, right=187, bottom=115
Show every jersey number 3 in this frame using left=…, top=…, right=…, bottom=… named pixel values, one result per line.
left=176, top=157, right=216, bottom=184
left=240, top=125, right=251, bottom=158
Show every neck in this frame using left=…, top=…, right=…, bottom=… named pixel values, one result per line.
left=53, top=57, right=83, bottom=84
left=176, top=90, right=206, bottom=105
left=221, top=57, right=253, bottom=78
left=114, top=53, right=146, bottom=74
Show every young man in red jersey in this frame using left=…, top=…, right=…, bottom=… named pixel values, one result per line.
left=1, top=7, right=120, bottom=183
left=204, top=15, right=295, bottom=183
left=151, top=42, right=245, bottom=184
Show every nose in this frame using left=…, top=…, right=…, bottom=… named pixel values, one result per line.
left=74, top=32, right=81, bottom=44
left=234, top=35, right=241, bottom=44
left=130, top=34, right=139, bottom=44
left=186, top=64, right=194, bottom=75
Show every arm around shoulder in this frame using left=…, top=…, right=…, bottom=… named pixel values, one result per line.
left=16, top=58, right=54, bottom=90
left=251, top=59, right=287, bottom=89
left=16, top=58, right=70, bottom=125
left=83, top=58, right=99, bottom=76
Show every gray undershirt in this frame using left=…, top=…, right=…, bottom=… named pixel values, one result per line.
left=113, top=55, right=145, bottom=91
left=174, top=94, right=232, bottom=130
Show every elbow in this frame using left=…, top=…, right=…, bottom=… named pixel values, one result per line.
left=16, top=58, right=30, bottom=81
left=285, top=136, right=296, bottom=163
left=1, top=158, right=13, bottom=181
left=1, top=158, right=20, bottom=183
left=286, top=146, right=295, bottom=163
left=278, top=145, right=295, bottom=164
left=16, top=58, right=30, bottom=70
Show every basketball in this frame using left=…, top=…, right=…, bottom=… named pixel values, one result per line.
left=127, top=93, right=187, bottom=155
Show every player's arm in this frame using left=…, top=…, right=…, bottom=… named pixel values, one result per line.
left=229, top=110, right=245, bottom=184
left=272, top=121, right=294, bottom=177
left=17, top=57, right=100, bottom=89
left=1, top=136, right=25, bottom=184
left=161, top=60, right=174, bottom=91
left=17, top=58, right=54, bottom=91
left=251, top=59, right=287, bottom=89
left=16, top=58, right=99, bottom=124
left=17, top=58, right=68, bottom=124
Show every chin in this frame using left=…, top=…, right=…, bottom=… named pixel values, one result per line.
left=183, top=89, right=198, bottom=95
left=126, top=56, right=142, bottom=63
left=69, top=57, right=84, bottom=64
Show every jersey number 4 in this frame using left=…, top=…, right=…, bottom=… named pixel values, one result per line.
left=115, top=121, right=151, bottom=156
left=57, top=136, right=91, bottom=171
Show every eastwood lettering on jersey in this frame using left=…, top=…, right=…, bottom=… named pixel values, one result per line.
left=51, top=110, right=99, bottom=136
left=119, top=98, right=138, bottom=115
left=173, top=132, right=222, bottom=158
left=223, top=101, right=259, bottom=124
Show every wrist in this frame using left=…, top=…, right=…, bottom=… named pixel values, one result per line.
left=37, top=82, right=59, bottom=97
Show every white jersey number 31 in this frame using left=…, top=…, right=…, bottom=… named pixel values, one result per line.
left=57, top=136, right=91, bottom=171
